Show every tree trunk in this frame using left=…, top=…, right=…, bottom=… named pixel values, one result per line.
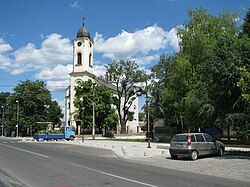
left=227, top=125, right=230, bottom=141
left=180, top=113, right=183, bottom=132
left=157, top=103, right=168, bottom=127
left=120, top=121, right=126, bottom=134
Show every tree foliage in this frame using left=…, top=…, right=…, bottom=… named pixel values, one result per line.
left=0, top=80, right=63, bottom=136
left=74, top=80, right=118, bottom=132
left=106, top=60, right=147, bottom=134
left=151, top=9, right=250, bottom=141
left=241, top=9, right=250, bottom=37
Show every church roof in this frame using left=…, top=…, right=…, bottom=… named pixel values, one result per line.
left=69, top=71, right=118, bottom=93
left=76, top=26, right=90, bottom=38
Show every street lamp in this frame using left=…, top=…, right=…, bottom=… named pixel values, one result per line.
left=145, top=79, right=152, bottom=148
left=146, top=95, right=152, bottom=148
left=1, top=106, right=4, bottom=136
left=80, top=106, right=85, bottom=142
left=92, top=81, right=97, bottom=140
left=16, top=100, right=19, bottom=137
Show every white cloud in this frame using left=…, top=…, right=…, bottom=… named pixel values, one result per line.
left=54, top=98, right=65, bottom=111
left=14, top=33, right=72, bottom=66
left=93, top=65, right=106, bottom=77
left=40, top=33, right=46, bottom=39
left=0, top=34, right=72, bottom=75
left=0, top=25, right=180, bottom=92
left=131, top=54, right=159, bottom=66
left=94, top=25, right=180, bottom=62
left=36, top=64, right=72, bottom=81
left=0, top=54, right=12, bottom=70
left=70, top=1, right=81, bottom=9
left=47, top=80, right=70, bottom=91
left=35, top=64, right=73, bottom=91
left=0, top=38, right=12, bottom=54
left=166, top=27, right=179, bottom=50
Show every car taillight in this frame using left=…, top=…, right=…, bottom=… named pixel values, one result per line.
left=187, top=135, right=192, bottom=146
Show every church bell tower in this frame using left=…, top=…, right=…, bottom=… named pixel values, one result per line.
left=66, top=19, right=95, bottom=129
left=72, top=19, right=94, bottom=75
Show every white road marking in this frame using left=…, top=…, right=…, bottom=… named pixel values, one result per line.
left=0, top=143, right=50, bottom=158
left=68, top=162, right=158, bottom=187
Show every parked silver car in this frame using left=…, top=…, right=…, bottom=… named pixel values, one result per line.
left=169, top=133, right=225, bottom=160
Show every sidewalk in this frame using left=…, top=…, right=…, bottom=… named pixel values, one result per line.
left=64, top=139, right=170, bottom=158
left=59, top=139, right=250, bottom=182
left=58, top=139, right=250, bottom=159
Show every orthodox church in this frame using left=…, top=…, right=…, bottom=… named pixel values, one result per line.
left=65, top=22, right=140, bottom=135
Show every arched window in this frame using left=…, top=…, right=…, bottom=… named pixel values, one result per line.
left=77, top=53, right=82, bottom=65
left=89, top=53, right=92, bottom=67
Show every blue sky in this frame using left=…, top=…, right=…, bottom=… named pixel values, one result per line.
left=0, top=0, right=249, bottom=114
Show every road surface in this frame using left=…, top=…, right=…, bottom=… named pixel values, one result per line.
left=0, top=138, right=249, bottom=187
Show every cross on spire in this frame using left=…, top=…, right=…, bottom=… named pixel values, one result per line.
left=82, top=17, right=86, bottom=27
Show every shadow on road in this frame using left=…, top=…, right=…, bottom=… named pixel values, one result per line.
left=165, top=150, right=250, bottom=161
left=215, top=150, right=250, bottom=160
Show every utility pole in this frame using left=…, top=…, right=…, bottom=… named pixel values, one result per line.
left=92, top=82, right=96, bottom=140
left=81, top=106, right=85, bottom=142
left=16, top=100, right=19, bottom=137
left=1, top=106, right=4, bottom=136
left=146, top=81, right=151, bottom=148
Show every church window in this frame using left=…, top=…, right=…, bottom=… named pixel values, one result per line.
left=89, top=53, right=92, bottom=67
left=108, top=74, right=112, bottom=82
left=77, top=42, right=82, bottom=47
left=77, top=52, right=82, bottom=65
left=90, top=43, right=92, bottom=48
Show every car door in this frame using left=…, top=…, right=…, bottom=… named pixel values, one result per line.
left=194, top=134, right=207, bottom=155
left=203, top=133, right=216, bottom=155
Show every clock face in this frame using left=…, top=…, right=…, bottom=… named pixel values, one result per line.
left=77, top=42, right=82, bottom=47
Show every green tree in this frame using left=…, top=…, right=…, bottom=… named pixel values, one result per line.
left=151, top=54, right=193, bottom=131
left=106, top=60, right=147, bottom=134
left=4, top=80, right=63, bottom=136
left=241, top=9, right=250, bottom=37
left=74, top=80, right=118, bottom=133
left=0, top=92, right=11, bottom=134
left=152, top=9, right=249, bottom=141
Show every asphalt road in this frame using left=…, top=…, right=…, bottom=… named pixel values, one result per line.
left=0, top=138, right=249, bottom=187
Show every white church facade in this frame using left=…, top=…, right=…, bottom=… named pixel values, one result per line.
left=65, top=23, right=140, bottom=135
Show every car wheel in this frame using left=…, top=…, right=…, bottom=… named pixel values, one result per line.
left=191, top=150, right=198, bottom=160
left=217, top=147, right=224, bottom=156
left=69, top=136, right=74, bottom=141
left=171, top=155, right=178, bottom=159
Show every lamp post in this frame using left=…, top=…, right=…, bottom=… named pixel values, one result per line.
left=145, top=80, right=152, bottom=148
left=80, top=106, right=85, bottom=142
left=92, top=82, right=96, bottom=140
left=16, top=100, right=19, bottom=137
left=146, top=95, right=152, bottom=148
left=1, top=106, right=4, bottom=136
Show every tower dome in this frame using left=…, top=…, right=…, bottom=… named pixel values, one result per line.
left=76, top=27, right=90, bottom=38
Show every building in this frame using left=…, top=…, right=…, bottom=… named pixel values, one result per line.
left=65, top=22, right=140, bottom=135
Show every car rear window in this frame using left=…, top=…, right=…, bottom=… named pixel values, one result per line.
left=171, top=135, right=195, bottom=142
left=203, top=133, right=214, bottom=142
left=195, top=134, right=205, bottom=142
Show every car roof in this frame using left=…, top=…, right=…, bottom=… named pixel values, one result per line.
left=174, top=133, right=206, bottom=136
